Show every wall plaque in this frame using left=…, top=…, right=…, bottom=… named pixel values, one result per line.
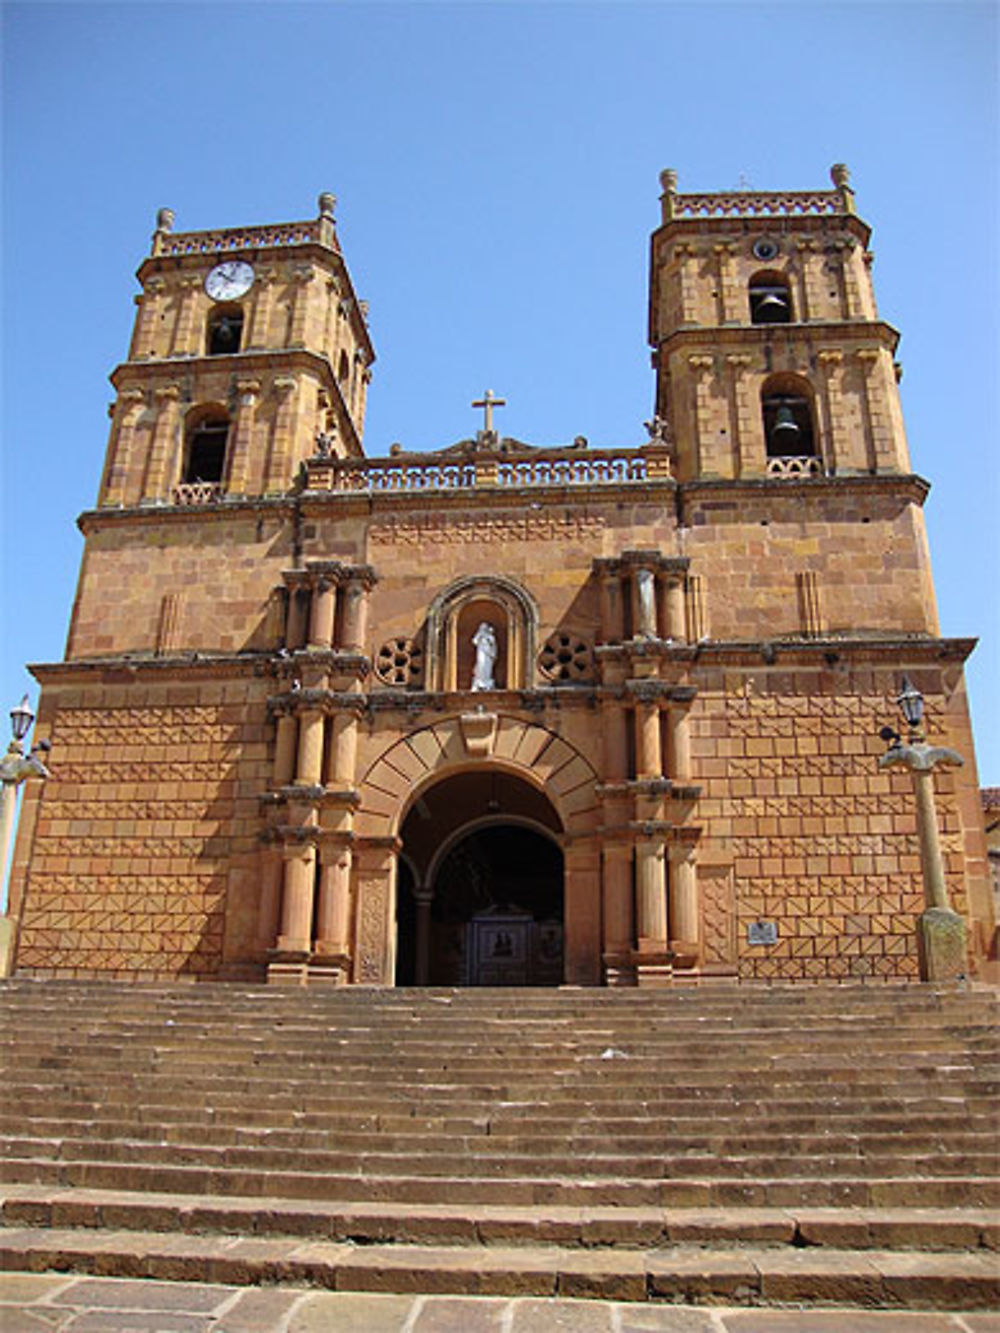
left=747, top=919, right=779, bottom=946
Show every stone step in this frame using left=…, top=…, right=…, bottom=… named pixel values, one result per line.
left=3, top=1186, right=997, bottom=1252
left=4, top=1157, right=998, bottom=1209
left=1, top=1225, right=997, bottom=1308
left=4, top=1131, right=997, bottom=1183
left=1, top=1105, right=992, bottom=1137
left=2, top=1117, right=993, bottom=1159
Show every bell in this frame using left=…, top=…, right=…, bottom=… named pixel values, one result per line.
left=214, top=318, right=237, bottom=348
left=770, top=405, right=800, bottom=446
left=756, top=291, right=788, bottom=320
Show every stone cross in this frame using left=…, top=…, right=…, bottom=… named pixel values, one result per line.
left=472, top=389, right=506, bottom=435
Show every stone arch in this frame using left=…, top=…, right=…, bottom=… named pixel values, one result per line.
left=425, top=576, right=539, bottom=692
left=356, top=713, right=600, bottom=842
left=352, top=715, right=602, bottom=987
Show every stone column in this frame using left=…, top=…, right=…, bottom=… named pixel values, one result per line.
left=353, top=839, right=400, bottom=985
left=817, top=350, right=848, bottom=473
left=563, top=840, right=602, bottom=986
left=659, top=573, right=687, bottom=643
left=634, top=699, right=662, bottom=780
left=102, top=387, right=146, bottom=507
left=714, top=243, right=739, bottom=323
left=676, top=244, right=698, bottom=325
left=273, top=711, right=298, bottom=788
left=172, top=276, right=202, bottom=356
left=688, top=355, right=716, bottom=478
left=668, top=840, right=699, bottom=966
left=265, top=376, right=298, bottom=493
left=341, top=573, right=372, bottom=655
left=602, top=841, right=634, bottom=987
left=255, top=842, right=284, bottom=953
left=328, top=706, right=361, bottom=788
left=635, top=835, right=671, bottom=986
left=142, top=384, right=181, bottom=502
left=288, top=265, right=315, bottom=347
left=313, top=838, right=353, bottom=982
left=273, top=839, right=316, bottom=957
left=665, top=706, right=692, bottom=783
left=800, top=240, right=826, bottom=320
left=685, top=574, right=708, bottom=643
left=856, top=349, right=898, bottom=473
left=308, top=577, right=338, bottom=651
left=725, top=354, right=755, bottom=478
left=295, top=708, right=325, bottom=787
left=286, top=583, right=310, bottom=651
left=131, top=278, right=164, bottom=359
left=413, top=886, right=434, bottom=986
left=838, top=240, right=865, bottom=320
left=633, top=567, right=657, bottom=639
left=598, top=562, right=624, bottom=644
left=245, top=268, right=275, bottom=349
left=225, top=378, right=261, bottom=495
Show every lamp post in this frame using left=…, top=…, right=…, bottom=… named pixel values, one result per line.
left=878, top=676, right=965, bottom=982
left=1, top=696, right=51, bottom=978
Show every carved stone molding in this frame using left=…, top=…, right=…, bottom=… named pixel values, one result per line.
left=459, top=708, right=497, bottom=756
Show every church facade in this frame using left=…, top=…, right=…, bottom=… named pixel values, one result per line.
left=8, top=168, right=995, bottom=986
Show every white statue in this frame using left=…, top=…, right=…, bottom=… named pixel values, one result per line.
left=471, top=622, right=498, bottom=691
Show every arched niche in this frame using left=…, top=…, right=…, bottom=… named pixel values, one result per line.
left=426, top=575, right=539, bottom=692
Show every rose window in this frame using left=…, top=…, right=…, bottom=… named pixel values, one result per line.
left=375, top=637, right=424, bottom=687
left=538, top=632, right=591, bottom=683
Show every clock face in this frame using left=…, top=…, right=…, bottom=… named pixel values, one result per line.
left=205, top=260, right=255, bottom=302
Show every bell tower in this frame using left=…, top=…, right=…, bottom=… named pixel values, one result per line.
left=98, top=193, right=375, bottom=510
left=648, top=164, right=911, bottom=483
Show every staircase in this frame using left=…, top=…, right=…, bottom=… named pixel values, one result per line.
left=0, top=980, right=997, bottom=1312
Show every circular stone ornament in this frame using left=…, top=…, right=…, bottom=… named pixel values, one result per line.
left=539, top=632, right=592, bottom=683
left=375, top=637, right=424, bottom=687
left=752, top=237, right=780, bottom=262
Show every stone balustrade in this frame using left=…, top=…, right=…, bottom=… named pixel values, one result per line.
left=154, top=220, right=325, bottom=257
left=173, top=481, right=224, bottom=506
left=670, top=190, right=844, bottom=220
left=310, top=448, right=660, bottom=495
left=765, top=455, right=825, bottom=479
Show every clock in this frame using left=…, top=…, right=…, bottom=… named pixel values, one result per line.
left=205, top=260, right=255, bottom=301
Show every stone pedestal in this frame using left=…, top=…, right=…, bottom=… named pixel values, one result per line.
left=918, top=907, right=968, bottom=983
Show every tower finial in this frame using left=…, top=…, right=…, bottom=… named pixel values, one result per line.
left=155, top=207, right=175, bottom=234
left=318, top=192, right=336, bottom=220
left=659, top=169, right=678, bottom=222
left=830, top=163, right=856, bottom=214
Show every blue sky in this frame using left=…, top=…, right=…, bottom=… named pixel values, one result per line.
left=2, top=1, right=998, bottom=787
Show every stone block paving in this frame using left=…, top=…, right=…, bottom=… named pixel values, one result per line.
left=2, top=1275, right=999, bottom=1333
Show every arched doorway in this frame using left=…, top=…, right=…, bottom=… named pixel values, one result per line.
left=396, top=769, right=564, bottom=986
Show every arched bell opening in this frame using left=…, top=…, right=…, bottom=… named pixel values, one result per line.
left=182, top=405, right=231, bottom=485
left=761, top=373, right=817, bottom=462
left=396, top=768, right=564, bottom=987
left=206, top=304, right=244, bottom=355
left=749, top=270, right=793, bottom=325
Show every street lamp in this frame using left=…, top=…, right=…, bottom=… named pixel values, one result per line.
left=878, top=676, right=965, bottom=982
left=1, top=696, right=52, bottom=978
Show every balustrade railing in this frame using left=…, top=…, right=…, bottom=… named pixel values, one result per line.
left=155, top=220, right=323, bottom=257
left=670, top=190, right=843, bottom=220
left=766, top=455, right=824, bottom=479
left=312, top=447, right=662, bottom=495
left=173, top=481, right=224, bottom=506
